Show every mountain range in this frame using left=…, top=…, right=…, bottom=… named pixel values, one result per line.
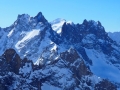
left=0, top=12, right=120, bottom=90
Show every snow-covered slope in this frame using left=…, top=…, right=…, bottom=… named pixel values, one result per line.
left=85, top=48, right=120, bottom=83
left=50, top=18, right=66, bottom=34
left=0, top=12, right=58, bottom=64
left=0, top=12, right=120, bottom=89
left=50, top=18, right=74, bottom=35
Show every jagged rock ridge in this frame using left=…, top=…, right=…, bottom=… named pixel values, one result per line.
left=0, top=49, right=117, bottom=90
left=0, top=12, right=120, bottom=89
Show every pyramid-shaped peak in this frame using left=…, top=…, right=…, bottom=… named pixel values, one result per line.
left=34, top=12, right=47, bottom=23
left=82, top=19, right=88, bottom=25
left=35, top=12, right=43, bottom=18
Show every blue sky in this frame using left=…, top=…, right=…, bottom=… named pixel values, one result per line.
left=0, top=0, right=120, bottom=32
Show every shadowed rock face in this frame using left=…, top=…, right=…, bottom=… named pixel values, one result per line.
left=78, top=60, right=92, bottom=76
left=60, top=19, right=107, bottom=44
left=60, top=48, right=80, bottom=63
left=34, top=12, right=48, bottom=24
left=0, top=49, right=21, bottom=74
left=94, top=79, right=117, bottom=90
left=3, top=49, right=17, bottom=62
left=60, top=48, right=92, bottom=78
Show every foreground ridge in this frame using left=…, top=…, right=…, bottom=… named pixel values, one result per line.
left=0, top=49, right=117, bottom=90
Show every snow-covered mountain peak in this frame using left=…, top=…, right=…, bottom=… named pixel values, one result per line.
left=0, top=12, right=120, bottom=89
left=14, top=12, right=48, bottom=29
left=66, top=20, right=74, bottom=25
left=50, top=18, right=74, bottom=35
left=50, top=18, right=66, bottom=34
left=51, top=18, right=66, bottom=23
left=0, top=12, right=54, bottom=63
left=51, top=18, right=106, bottom=43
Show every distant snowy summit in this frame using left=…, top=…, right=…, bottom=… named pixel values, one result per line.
left=50, top=18, right=74, bottom=34
left=108, top=32, right=120, bottom=44
left=50, top=18, right=66, bottom=34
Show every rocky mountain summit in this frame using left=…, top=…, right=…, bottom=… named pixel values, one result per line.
left=0, top=12, right=120, bottom=89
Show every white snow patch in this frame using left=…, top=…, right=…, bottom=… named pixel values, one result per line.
left=15, top=29, right=40, bottom=50
left=41, top=83, right=61, bottom=90
left=98, top=39, right=104, bottom=43
left=88, top=75, right=102, bottom=84
left=85, top=48, right=120, bottom=83
left=51, top=44, right=57, bottom=51
left=7, top=29, right=14, bottom=38
left=66, top=21, right=74, bottom=25
left=19, top=63, right=33, bottom=77
left=50, top=18, right=66, bottom=34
